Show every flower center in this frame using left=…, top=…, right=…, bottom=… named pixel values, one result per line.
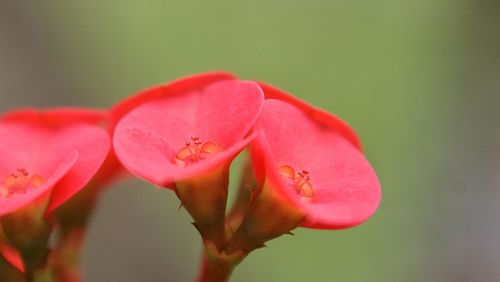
left=173, top=136, right=220, bottom=167
left=0, top=168, right=45, bottom=198
left=279, top=165, right=314, bottom=198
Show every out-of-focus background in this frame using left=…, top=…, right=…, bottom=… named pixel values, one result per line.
left=1, top=1, right=499, bottom=281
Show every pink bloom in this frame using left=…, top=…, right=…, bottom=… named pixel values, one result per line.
left=113, top=75, right=262, bottom=187
left=113, top=73, right=264, bottom=248
left=251, top=83, right=381, bottom=230
left=109, top=71, right=236, bottom=132
left=0, top=108, right=110, bottom=273
left=0, top=108, right=110, bottom=217
left=106, top=72, right=237, bottom=187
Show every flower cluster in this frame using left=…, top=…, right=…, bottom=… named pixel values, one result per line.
left=0, top=72, right=380, bottom=282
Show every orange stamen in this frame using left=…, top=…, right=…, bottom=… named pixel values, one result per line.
left=174, top=136, right=220, bottom=167
left=0, top=168, right=45, bottom=198
left=279, top=165, right=314, bottom=198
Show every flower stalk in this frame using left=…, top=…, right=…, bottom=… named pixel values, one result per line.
left=175, top=165, right=230, bottom=251
left=50, top=227, right=86, bottom=282
left=196, top=241, right=246, bottom=282
left=0, top=200, right=51, bottom=282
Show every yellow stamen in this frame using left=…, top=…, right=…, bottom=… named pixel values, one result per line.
left=174, top=136, right=220, bottom=167
left=279, top=165, right=314, bottom=198
left=0, top=168, right=45, bottom=198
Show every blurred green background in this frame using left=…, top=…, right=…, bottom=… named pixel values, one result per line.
left=1, top=1, right=499, bottom=281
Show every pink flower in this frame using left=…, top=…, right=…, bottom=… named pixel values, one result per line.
left=252, top=83, right=381, bottom=229
left=113, top=73, right=264, bottom=248
left=225, top=83, right=381, bottom=253
left=113, top=74, right=262, bottom=187
left=0, top=108, right=110, bottom=272
left=107, top=71, right=237, bottom=186
left=109, top=71, right=236, bottom=132
left=0, top=108, right=110, bottom=217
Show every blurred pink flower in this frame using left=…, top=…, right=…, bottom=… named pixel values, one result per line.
left=0, top=108, right=110, bottom=217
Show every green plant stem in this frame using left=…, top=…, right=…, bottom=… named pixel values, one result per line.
left=0, top=253, right=25, bottom=282
left=52, top=181, right=101, bottom=282
left=196, top=243, right=246, bottom=282
left=22, top=248, right=50, bottom=282
left=50, top=227, right=85, bottom=282
left=32, top=267, right=53, bottom=282
left=197, top=252, right=234, bottom=282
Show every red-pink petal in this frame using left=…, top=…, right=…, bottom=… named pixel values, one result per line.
left=0, top=108, right=106, bottom=127
left=0, top=151, right=78, bottom=216
left=1, top=107, right=120, bottom=195
left=0, top=123, right=66, bottom=177
left=254, top=99, right=381, bottom=229
left=257, top=81, right=362, bottom=151
left=0, top=121, right=110, bottom=216
left=0, top=241, right=24, bottom=272
left=114, top=80, right=264, bottom=186
left=109, top=71, right=236, bottom=131
left=45, top=125, right=111, bottom=216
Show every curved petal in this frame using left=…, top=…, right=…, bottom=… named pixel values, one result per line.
left=0, top=108, right=106, bottom=127
left=254, top=99, right=381, bottom=229
left=115, top=80, right=263, bottom=151
left=109, top=71, right=236, bottom=131
left=1, top=108, right=119, bottom=197
left=0, top=123, right=59, bottom=177
left=45, top=125, right=111, bottom=216
left=0, top=151, right=78, bottom=216
left=257, top=81, right=362, bottom=151
left=196, top=81, right=264, bottom=148
left=109, top=72, right=238, bottom=187
left=250, top=131, right=301, bottom=208
left=0, top=112, right=110, bottom=217
left=115, top=126, right=256, bottom=186
left=114, top=80, right=264, bottom=187
left=0, top=241, right=24, bottom=272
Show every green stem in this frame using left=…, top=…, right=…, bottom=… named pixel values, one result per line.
left=0, top=253, right=25, bottom=282
left=196, top=242, right=246, bottom=282
left=52, top=182, right=100, bottom=282
left=50, top=227, right=85, bottom=282
left=176, top=165, right=230, bottom=251
left=22, top=247, right=50, bottom=282
left=32, top=267, right=53, bottom=282
left=197, top=253, right=234, bottom=282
